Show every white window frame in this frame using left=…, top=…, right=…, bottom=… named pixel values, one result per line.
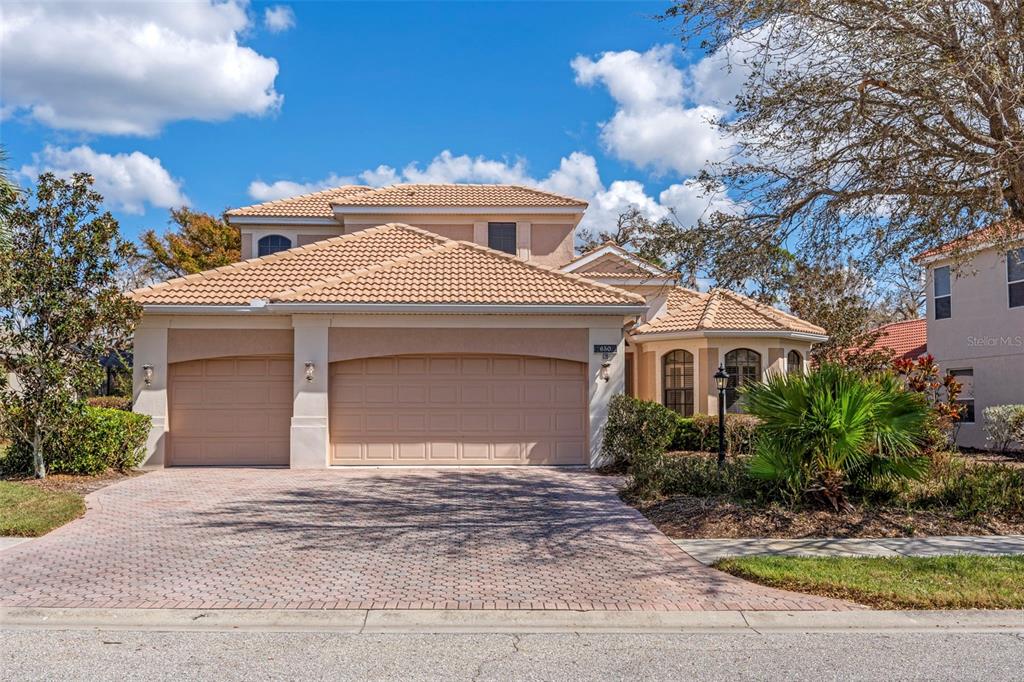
left=933, top=265, right=952, bottom=319
left=1008, top=248, right=1024, bottom=309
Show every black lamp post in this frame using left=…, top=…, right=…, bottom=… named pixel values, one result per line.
left=713, top=364, right=729, bottom=470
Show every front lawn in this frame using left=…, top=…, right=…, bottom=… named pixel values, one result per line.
left=716, top=555, right=1024, bottom=609
left=0, top=480, right=86, bottom=537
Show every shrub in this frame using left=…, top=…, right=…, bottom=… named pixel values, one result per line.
left=742, top=364, right=931, bottom=510
left=910, top=453, right=1024, bottom=519
left=660, top=452, right=771, bottom=501
left=85, top=396, right=133, bottom=411
left=671, top=413, right=761, bottom=455
left=983, top=405, right=1024, bottom=454
left=3, top=405, right=151, bottom=475
left=602, top=395, right=677, bottom=496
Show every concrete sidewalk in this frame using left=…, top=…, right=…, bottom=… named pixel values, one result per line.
left=2, top=606, right=1022, bottom=634
left=0, top=538, right=30, bottom=552
left=675, top=535, right=1024, bottom=564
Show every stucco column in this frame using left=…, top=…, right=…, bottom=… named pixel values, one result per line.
left=516, top=221, right=531, bottom=260
left=132, top=318, right=169, bottom=468
left=290, top=315, right=330, bottom=469
left=767, top=347, right=785, bottom=378
left=699, top=346, right=719, bottom=415
left=473, top=222, right=487, bottom=247
left=588, top=326, right=624, bottom=467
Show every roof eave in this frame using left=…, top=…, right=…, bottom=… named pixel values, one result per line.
left=141, top=302, right=648, bottom=316
left=331, top=205, right=586, bottom=216
left=631, top=329, right=829, bottom=342
left=225, top=216, right=340, bottom=225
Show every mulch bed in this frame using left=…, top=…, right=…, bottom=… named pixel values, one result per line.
left=10, top=470, right=144, bottom=496
left=634, top=494, right=1024, bottom=539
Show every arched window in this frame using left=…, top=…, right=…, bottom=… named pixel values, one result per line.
left=787, top=350, right=803, bottom=376
left=662, top=350, right=694, bottom=416
left=258, top=234, right=292, bottom=257
left=724, top=349, right=761, bottom=412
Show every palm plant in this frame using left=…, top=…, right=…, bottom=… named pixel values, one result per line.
left=742, top=364, right=930, bottom=510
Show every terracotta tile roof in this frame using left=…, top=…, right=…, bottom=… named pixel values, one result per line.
left=131, top=224, right=642, bottom=308
left=914, top=219, right=1023, bottom=260
left=331, top=184, right=587, bottom=209
left=858, top=319, right=927, bottom=360
left=225, top=183, right=587, bottom=219
left=225, top=185, right=371, bottom=218
left=633, top=287, right=826, bottom=337
left=564, top=241, right=673, bottom=277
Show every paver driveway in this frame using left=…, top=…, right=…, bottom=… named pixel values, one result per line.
left=0, top=468, right=851, bottom=611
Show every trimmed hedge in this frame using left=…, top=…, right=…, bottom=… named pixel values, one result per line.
left=670, top=413, right=762, bottom=455
left=85, top=396, right=133, bottom=411
left=4, top=405, right=151, bottom=475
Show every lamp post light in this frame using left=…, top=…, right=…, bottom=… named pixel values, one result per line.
left=713, top=364, right=729, bottom=470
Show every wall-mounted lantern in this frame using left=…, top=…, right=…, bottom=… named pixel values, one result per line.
left=304, top=361, right=316, bottom=382
left=142, top=364, right=154, bottom=386
left=599, top=360, right=611, bottom=382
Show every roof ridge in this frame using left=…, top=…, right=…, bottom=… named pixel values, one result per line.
left=272, top=225, right=456, bottom=301
left=129, top=225, right=404, bottom=299
left=225, top=184, right=369, bottom=215
left=695, top=288, right=722, bottom=329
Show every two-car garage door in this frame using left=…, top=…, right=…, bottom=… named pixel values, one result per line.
left=167, top=353, right=587, bottom=467
left=329, top=354, right=587, bottom=466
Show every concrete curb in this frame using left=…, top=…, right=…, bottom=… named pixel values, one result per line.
left=2, top=607, right=1022, bottom=634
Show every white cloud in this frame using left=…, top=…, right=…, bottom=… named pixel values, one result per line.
left=20, top=145, right=189, bottom=215
left=571, top=45, right=732, bottom=176
left=246, top=150, right=737, bottom=234
left=248, top=173, right=356, bottom=202
left=0, top=1, right=282, bottom=135
left=263, top=5, right=296, bottom=33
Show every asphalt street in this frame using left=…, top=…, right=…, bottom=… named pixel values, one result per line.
left=2, top=630, right=1023, bottom=681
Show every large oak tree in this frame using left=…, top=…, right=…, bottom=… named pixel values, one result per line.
left=662, top=0, right=1024, bottom=296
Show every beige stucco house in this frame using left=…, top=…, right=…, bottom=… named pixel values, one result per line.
left=914, top=222, right=1024, bottom=449
left=130, top=183, right=826, bottom=469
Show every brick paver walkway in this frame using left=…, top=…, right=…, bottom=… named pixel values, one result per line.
left=0, top=468, right=853, bottom=611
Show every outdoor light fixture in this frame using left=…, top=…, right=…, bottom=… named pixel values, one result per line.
left=304, top=361, right=316, bottom=382
left=599, top=360, right=611, bottom=382
left=713, top=364, right=729, bottom=470
left=142, top=364, right=154, bottom=387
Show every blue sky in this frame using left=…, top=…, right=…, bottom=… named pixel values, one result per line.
left=2, top=1, right=739, bottom=242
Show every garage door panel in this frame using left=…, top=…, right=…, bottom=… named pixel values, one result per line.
left=168, top=356, right=291, bottom=467
left=330, top=354, right=586, bottom=466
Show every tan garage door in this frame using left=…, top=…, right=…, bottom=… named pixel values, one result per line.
left=330, top=354, right=586, bottom=466
left=168, top=356, right=292, bottom=466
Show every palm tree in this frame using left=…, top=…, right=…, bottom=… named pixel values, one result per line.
left=0, top=146, right=18, bottom=250
left=742, top=364, right=930, bottom=510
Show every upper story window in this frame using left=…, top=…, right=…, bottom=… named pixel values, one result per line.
left=933, top=265, right=951, bottom=319
left=258, top=234, right=292, bottom=257
left=1008, top=248, right=1024, bottom=309
left=787, top=350, right=803, bottom=376
left=487, top=222, right=516, bottom=255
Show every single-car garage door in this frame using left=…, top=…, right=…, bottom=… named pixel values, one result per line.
left=330, top=354, right=587, bottom=465
left=168, top=356, right=292, bottom=466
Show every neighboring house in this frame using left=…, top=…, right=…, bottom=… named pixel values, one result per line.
left=858, top=319, right=928, bottom=361
left=130, top=184, right=825, bottom=469
left=914, top=222, right=1024, bottom=449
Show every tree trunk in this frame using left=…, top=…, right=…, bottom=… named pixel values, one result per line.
left=32, top=431, right=45, bottom=479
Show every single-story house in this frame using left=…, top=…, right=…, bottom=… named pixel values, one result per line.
left=130, top=184, right=826, bottom=468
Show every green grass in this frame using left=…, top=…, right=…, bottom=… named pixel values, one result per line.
left=716, top=555, right=1024, bottom=609
left=0, top=481, right=85, bottom=537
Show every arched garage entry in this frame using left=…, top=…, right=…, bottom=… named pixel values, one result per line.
left=167, top=355, right=292, bottom=466
left=329, top=354, right=587, bottom=466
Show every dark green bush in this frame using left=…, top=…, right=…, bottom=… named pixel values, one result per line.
left=602, top=395, right=677, bottom=496
left=669, top=413, right=761, bottom=455
left=85, top=396, right=132, bottom=411
left=913, top=454, right=1024, bottom=519
left=4, top=405, right=151, bottom=475
left=661, top=453, right=772, bottom=501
